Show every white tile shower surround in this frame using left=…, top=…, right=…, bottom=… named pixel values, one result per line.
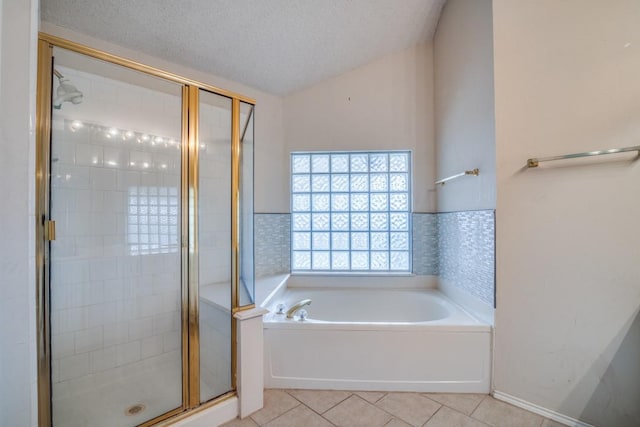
left=51, top=67, right=182, bottom=426
left=50, top=60, right=185, bottom=392
left=222, top=389, right=566, bottom=427
left=50, top=114, right=186, bottom=417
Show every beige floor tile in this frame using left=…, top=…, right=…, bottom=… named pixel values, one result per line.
left=384, top=417, right=412, bottom=427
left=424, top=393, right=486, bottom=415
left=541, top=419, right=567, bottom=427
left=221, top=417, right=260, bottom=427
left=355, top=391, right=387, bottom=404
left=250, top=389, right=300, bottom=425
left=324, top=395, right=393, bottom=427
left=375, top=392, right=441, bottom=427
left=286, top=389, right=352, bottom=413
left=425, top=406, right=489, bottom=427
left=471, top=397, right=543, bottom=427
left=264, top=404, right=334, bottom=427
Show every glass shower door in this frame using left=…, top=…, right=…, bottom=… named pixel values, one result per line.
left=197, top=90, right=233, bottom=402
left=48, top=47, right=184, bottom=426
left=239, top=102, right=255, bottom=307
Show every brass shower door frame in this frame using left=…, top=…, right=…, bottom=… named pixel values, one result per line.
left=35, top=33, right=255, bottom=427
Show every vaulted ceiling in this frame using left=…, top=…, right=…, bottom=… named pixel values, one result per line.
left=41, top=0, right=445, bottom=95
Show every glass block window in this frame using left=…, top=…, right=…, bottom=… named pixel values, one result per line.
left=291, top=151, right=411, bottom=272
left=128, top=186, right=179, bottom=255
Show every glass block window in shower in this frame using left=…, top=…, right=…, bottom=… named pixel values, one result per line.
left=291, top=151, right=412, bottom=272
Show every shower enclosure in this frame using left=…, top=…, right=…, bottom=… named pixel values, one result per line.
left=36, top=34, right=255, bottom=427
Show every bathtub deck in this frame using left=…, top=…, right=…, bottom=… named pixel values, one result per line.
left=221, top=389, right=554, bottom=427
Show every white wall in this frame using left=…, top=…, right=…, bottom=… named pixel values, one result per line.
left=434, top=0, right=495, bottom=212
left=283, top=44, right=436, bottom=213
left=40, top=23, right=287, bottom=214
left=0, top=0, right=38, bottom=426
left=493, top=1, right=640, bottom=425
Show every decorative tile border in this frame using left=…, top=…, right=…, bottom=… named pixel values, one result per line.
left=255, top=214, right=291, bottom=277
left=412, top=213, right=439, bottom=275
left=255, top=211, right=495, bottom=308
left=437, top=210, right=495, bottom=307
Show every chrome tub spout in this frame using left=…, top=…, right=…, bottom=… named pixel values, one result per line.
left=286, top=299, right=312, bottom=318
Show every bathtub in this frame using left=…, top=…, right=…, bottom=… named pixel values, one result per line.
left=261, top=275, right=491, bottom=393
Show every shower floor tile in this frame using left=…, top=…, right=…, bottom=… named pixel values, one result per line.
left=52, top=356, right=182, bottom=427
left=223, top=390, right=560, bottom=427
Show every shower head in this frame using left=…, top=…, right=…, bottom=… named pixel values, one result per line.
left=53, top=69, right=83, bottom=109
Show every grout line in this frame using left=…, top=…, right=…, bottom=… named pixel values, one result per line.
left=419, top=394, right=442, bottom=407
left=422, top=403, right=444, bottom=427
left=319, top=392, right=354, bottom=415
left=282, top=389, right=323, bottom=414
left=420, top=393, right=491, bottom=418
left=419, top=394, right=496, bottom=427
left=359, top=391, right=386, bottom=404
left=282, top=389, right=350, bottom=422
left=427, top=404, right=492, bottom=427
left=322, top=415, right=339, bottom=427
left=250, top=390, right=300, bottom=426
left=365, top=393, right=422, bottom=427
left=257, top=402, right=302, bottom=426
left=282, top=388, right=301, bottom=402
left=470, top=394, right=491, bottom=420
left=354, top=390, right=388, bottom=404
left=372, top=391, right=388, bottom=404
left=385, top=418, right=408, bottom=427
left=320, top=411, right=340, bottom=427
left=469, top=394, right=486, bottom=416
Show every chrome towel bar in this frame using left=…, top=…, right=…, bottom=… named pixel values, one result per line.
left=435, top=168, right=479, bottom=186
left=527, top=145, right=640, bottom=168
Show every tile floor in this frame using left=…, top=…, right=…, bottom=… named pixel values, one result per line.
left=222, top=389, right=566, bottom=427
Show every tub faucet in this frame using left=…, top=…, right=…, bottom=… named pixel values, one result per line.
left=286, top=299, right=312, bottom=318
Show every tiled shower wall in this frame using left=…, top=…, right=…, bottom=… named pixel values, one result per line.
left=49, top=66, right=183, bottom=399
left=198, top=100, right=232, bottom=287
left=197, top=97, right=233, bottom=399
left=255, top=210, right=495, bottom=306
left=50, top=119, right=183, bottom=394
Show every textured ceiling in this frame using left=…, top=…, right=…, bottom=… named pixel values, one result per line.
left=41, top=0, right=445, bottom=95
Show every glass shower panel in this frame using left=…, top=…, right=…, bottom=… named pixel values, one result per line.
left=49, top=47, right=183, bottom=426
left=197, top=89, right=232, bottom=402
left=239, top=102, right=255, bottom=307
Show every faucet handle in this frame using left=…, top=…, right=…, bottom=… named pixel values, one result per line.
left=275, top=303, right=286, bottom=315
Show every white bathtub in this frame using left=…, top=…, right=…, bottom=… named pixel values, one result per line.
left=261, top=276, right=491, bottom=393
